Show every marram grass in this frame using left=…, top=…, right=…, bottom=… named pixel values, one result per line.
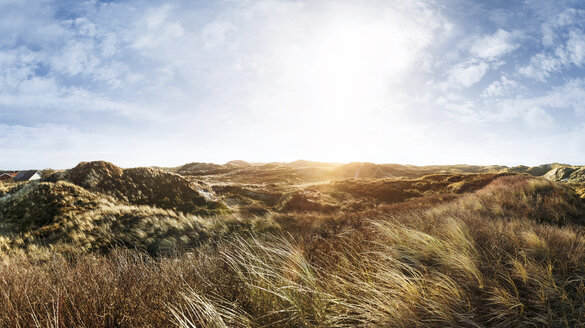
left=2, top=173, right=585, bottom=326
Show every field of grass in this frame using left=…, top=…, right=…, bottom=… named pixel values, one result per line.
left=2, top=161, right=585, bottom=327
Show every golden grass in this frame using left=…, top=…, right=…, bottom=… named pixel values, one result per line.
left=2, top=173, right=585, bottom=326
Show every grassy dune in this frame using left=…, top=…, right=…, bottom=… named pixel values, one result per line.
left=1, top=162, right=585, bottom=327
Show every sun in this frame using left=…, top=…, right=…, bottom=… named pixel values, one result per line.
left=214, top=2, right=436, bottom=165
left=255, top=17, right=417, bottom=162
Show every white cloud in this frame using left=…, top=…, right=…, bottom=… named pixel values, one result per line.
left=470, top=29, right=521, bottom=60
left=438, top=29, right=521, bottom=92
left=481, top=76, right=520, bottom=98
left=4, top=0, right=585, bottom=168
left=131, top=5, right=185, bottom=50
left=538, top=79, right=585, bottom=115
left=51, top=41, right=100, bottom=76
left=436, top=77, right=585, bottom=130
left=438, top=94, right=483, bottom=122
left=541, top=8, right=585, bottom=46
left=0, top=0, right=455, bottom=168
left=189, top=0, right=449, bottom=135
left=567, top=30, right=585, bottom=65
left=520, top=9, right=585, bottom=81
left=447, top=60, right=489, bottom=88
left=518, top=52, right=564, bottom=81
left=484, top=78, right=585, bottom=126
left=201, top=21, right=236, bottom=49
left=523, top=107, right=555, bottom=129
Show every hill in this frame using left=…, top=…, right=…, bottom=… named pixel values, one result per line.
left=2, top=160, right=585, bottom=327
left=0, top=161, right=233, bottom=256
left=171, top=160, right=585, bottom=184
left=51, top=161, right=225, bottom=213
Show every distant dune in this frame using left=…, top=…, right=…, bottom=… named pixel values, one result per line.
left=167, top=160, right=585, bottom=183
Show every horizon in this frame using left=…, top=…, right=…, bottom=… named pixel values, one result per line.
left=2, top=0, right=585, bottom=168
left=1, top=158, right=580, bottom=171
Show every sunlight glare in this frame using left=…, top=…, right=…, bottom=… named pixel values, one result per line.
left=264, top=10, right=419, bottom=161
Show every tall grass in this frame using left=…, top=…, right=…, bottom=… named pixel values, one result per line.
left=2, top=175, right=585, bottom=327
left=166, top=216, right=585, bottom=327
left=167, top=176, right=585, bottom=328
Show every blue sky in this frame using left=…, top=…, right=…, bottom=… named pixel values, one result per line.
left=2, top=0, right=585, bottom=169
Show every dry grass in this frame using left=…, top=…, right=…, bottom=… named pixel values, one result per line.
left=3, top=171, right=585, bottom=327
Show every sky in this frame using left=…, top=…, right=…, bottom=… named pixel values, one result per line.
left=2, top=0, right=585, bottom=169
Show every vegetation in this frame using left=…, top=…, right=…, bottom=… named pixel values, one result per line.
left=2, top=161, right=585, bottom=327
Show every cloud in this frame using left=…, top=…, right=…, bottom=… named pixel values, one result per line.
left=436, top=93, right=482, bottom=122
left=3, top=0, right=585, bottom=168
left=437, top=76, right=585, bottom=131
left=481, top=76, right=520, bottom=98
left=0, top=1, right=183, bottom=124
left=520, top=9, right=585, bottom=81
left=518, top=53, right=564, bottom=81
left=470, top=29, right=522, bottom=60
left=186, top=0, right=449, bottom=130
left=567, top=30, right=585, bottom=65
left=201, top=21, right=236, bottom=49
left=0, top=0, right=454, bottom=168
left=131, top=4, right=184, bottom=50
left=446, top=60, right=489, bottom=88
left=436, top=4, right=585, bottom=135
left=541, top=8, right=585, bottom=46
left=484, top=78, right=585, bottom=126
left=437, top=29, right=521, bottom=92
left=523, top=107, right=555, bottom=129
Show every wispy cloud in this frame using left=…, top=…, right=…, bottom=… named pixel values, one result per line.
left=481, top=76, right=520, bottom=98
left=446, top=60, right=489, bottom=88
left=470, top=29, right=522, bottom=60
left=519, top=9, right=585, bottom=81
left=2, top=0, right=585, bottom=168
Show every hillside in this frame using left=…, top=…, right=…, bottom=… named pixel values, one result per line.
left=0, top=161, right=232, bottom=256
left=2, top=161, right=585, bottom=327
left=171, top=160, right=585, bottom=184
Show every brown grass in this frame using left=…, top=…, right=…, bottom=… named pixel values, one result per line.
left=2, top=173, right=585, bottom=327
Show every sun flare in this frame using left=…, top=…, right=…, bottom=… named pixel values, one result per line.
left=240, top=5, right=431, bottom=164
